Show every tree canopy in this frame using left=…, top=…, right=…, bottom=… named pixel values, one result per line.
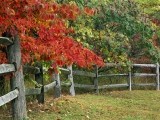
left=65, top=0, right=160, bottom=64
left=0, top=0, right=104, bottom=68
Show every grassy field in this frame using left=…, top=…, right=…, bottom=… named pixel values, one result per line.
left=1, top=90, right=160, bottom=120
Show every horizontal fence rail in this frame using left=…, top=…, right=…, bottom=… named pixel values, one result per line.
left=132, top=64, right=157, bottom=68
left=59, top=67, right=70, bottom=74
left=132, top=73, right=156, bottom=77
left=74, top=84, right=95, bottom=89
left=104, top=63, right=159, bottom=68
left=98, top=84, right=128, bottom=89
left=0, top=37, right=13, bottom=46
left=98, top=74, right=128, bottom=77
left=132, top=83, right=156, bottom=87
left=0, top=89, right=19, bottom=106
left=61, top=81, right=72, bottom=87
left=44, top=81, right=56, bottom=92
left=25, top=88, right=41, bottom=96
left=73, top=70, right=96, bottom=77
left=0, top=64, right=16, bottom=76
left=23, top=65, right=40, bottom=74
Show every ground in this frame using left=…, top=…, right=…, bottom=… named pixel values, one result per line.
left=1, top=90, right=160, bottom=120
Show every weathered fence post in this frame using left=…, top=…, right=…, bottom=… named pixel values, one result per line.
left=0, top=76, right=5, bottom=95
left=54, top=73, right=61, bottom=98
left=128, top=66, right=132, bottom=91
left=94, top=66, right=99, bottom=94
left=68, top=65, right=75, bottom=96
left=7, top=35, right=27, bottom=119
left=35, top=63, right=44, bottom=104
left=156, top=63, right=159, bottom=90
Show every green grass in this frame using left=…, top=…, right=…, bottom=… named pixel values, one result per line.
left=25, top=90, right=160, bottom=120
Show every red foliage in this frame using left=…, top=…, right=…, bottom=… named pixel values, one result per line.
left=0, top=0, right=104, bottom=68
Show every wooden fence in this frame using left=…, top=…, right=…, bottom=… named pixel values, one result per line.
left=0, top=36, right=74, bottom=120
left=70, top=63, right=160, bottom=94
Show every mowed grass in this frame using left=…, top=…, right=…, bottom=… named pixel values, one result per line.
left=25, top=90, right=160, bottom=120
left=1, top=90, right=160, bottom=120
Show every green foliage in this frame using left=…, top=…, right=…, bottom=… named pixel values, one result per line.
left=69, top=0, right=160, bottom=64
left=135, top=0, right=160, bottom=18
left=24, top=74, right=42, bottom=87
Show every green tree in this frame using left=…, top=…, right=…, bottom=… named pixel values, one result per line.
left=68, top=0, right=160, bottom=64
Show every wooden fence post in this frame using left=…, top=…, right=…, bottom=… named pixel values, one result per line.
left=156, top=63, right=159, bottom=90
left=35, top=63, right=44, bottom=104
left=128, top=66, right=132, bottom=91
left=68, top=65, right=75, bottom=96
left=54, top=73, right=61, bottom=98
left=94, top=66, right=99, bottom=94
left=7, top=35, right=27, bottom=119
left=0, top=76, right=5, bottom=95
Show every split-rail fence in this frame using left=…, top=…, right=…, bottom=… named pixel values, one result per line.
left=0, top=36, right=74, bottom=120
left=0, top=36, right=159, bottom=120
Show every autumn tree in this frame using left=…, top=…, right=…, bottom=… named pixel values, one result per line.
left=0, top=0, right=104, bottom=69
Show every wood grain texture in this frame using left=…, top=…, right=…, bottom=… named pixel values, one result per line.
left=25, top=88, right=41, bottom=95
left=54, top=73, right=61, bottom=98
left=0, top=64, right=15, bottom=75
left=23, top=65, right=40, bottom=74
left=7, top=35, right=27, bottom=119
left=44, top=81, right=56, bottom=92
left=68, top=66, right=75, bottom=96
left=0, top=89, right=19, bottom=106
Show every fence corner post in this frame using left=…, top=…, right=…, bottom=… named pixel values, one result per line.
left=94, top=66, right=99, bottom=94
left=156, top=63, right=159, bottom=90
left=128, top=66, right=132, bottom=91
left=68, top=65, right=75, bottom=96
left=54, top=72, right=61, bottom=98
left=35, top=63, right=44, bottom=104
left=7, top=35, right=27, bottom=119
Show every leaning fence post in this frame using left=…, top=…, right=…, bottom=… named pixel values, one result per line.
left=54, top=73, right=61, bottom=98
left=128, top=66, right=132, bottom=91
left=94, top=66, right=99, bottom=94
left=7, top=35, right=27, bottom=119
left=35, top=63, right=44, bottom=104
left=156, top=63, right=159, bottom=90
left=68, top=65, right=75, bottom=96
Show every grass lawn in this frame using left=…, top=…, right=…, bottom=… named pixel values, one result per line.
left=1, top=90, right=160, bottom=120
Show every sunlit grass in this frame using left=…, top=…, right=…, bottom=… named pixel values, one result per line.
left=25, top=90, right=160, bottom=120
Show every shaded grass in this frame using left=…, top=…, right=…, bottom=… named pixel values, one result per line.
left=25, top=90, right=160, bottom=120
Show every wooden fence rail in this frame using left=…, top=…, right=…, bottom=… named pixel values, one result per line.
left=0, top=64, right=16, bottom=75
left=0, top=89, right=19, bottom=106
left=72, top=63, right=160, bottom=93
left=23, top=65, right=40, bottom=74
left=0, top=37, right=13, bottom=46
